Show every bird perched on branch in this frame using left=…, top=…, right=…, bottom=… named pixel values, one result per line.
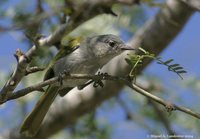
left=20, top=34, right=135, bottom=136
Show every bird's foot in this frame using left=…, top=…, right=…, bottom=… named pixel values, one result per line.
left=58, top=69, right=70, bottom=86
left=93, top=72, right=109, bottom=88
left=93, top=80, right=104, bottom=88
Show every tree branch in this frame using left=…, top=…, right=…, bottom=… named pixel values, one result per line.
left=124, top=80, right=200, bottom=119
left=148, top=100, right=177, bottom=135
left=2, top=74, right=200, bottom=138
left=0, top=22, right=70, bottom=103
left=138, top=82, right=177, bottom=135
left=0, top=0, right=197, bottom=138
left=4, top=73, right=200, bottom=120
left=0, top=0, right=139, bottom=103
left=25, top=67, right=45, bottom=76
left=27, top=0, right=195, bottom=138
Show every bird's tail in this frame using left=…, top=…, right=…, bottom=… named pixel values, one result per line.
left=20, top=86, right=59, bottom=137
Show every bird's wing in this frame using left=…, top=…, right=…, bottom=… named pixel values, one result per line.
left=43, top=38, right=81, bottom=81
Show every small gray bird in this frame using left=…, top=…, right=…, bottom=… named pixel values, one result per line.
left=20, top=34, right=134, bottom=136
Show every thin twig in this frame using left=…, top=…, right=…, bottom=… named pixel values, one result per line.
left=0, top=21, right=71, bottom=103
left=4, top=73, right=200, bottom=119
left=124, top=81, right=200, bottom=119
left=0, top=0, right=140, bottom=104
left=148, top=100, right=176, bottom=135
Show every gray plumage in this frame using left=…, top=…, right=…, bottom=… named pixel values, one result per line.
left=20, top=34, right=134, bottom=137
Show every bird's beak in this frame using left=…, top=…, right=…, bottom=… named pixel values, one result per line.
left=121, top=45, right=135, bottom=51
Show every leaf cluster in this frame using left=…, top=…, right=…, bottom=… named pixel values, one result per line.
left=125, top=47, right=187, bottom=79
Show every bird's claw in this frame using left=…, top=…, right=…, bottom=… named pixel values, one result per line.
left=78, top=72, right=110, bottom=89
left=58, top=69, right=70, bottom=86
left=93, top=80, right=104, bottom=88
left=93, top=72, right=109, bottom=88
left=97, top=71, right=109, bottom=77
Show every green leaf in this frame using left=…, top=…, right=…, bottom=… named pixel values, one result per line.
left=177, top=70, right=187, bottom=74
left=163, top=59, right=174, bottom=65
left=139, top=47, right=148, bottom=54
left=172, top=66, right=184, bottom=71
left=168, top=64, right=180, bottom=67
left=126, top=48, right=187, bottom=80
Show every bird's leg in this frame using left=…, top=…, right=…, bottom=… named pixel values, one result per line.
left=58, top=69, right=70, bottom=86
left=78, top=72, right=109, bottom=89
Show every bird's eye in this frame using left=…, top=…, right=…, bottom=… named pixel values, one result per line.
left=108, top=41, right=116, bottom=47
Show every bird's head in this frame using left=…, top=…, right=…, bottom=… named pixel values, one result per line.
left=85, top=34, right=135, bottom=59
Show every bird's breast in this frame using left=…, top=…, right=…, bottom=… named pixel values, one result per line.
left=53, top=54, right=102, bottom=87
